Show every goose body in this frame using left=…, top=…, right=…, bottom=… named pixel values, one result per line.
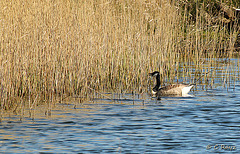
left=149, top=71, right=194, bottom=97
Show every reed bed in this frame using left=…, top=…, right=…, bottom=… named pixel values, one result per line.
left=0, top=0, right=239, bottom=112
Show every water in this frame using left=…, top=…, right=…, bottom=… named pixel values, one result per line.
left=1, top=59, right=240, bottom=153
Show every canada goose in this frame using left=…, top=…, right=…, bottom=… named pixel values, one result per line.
left=149, top=71, right=194, bottom=97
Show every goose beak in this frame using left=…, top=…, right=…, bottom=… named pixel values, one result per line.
left=149, top=71, right=159, bottom=77
left=149, top=72, right=155, bottom=77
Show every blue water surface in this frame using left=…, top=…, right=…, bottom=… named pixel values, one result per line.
left=0, top=59, right=239, bottom=153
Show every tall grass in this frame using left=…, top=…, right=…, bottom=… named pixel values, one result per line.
left=0, top=0, right=239, bottom=111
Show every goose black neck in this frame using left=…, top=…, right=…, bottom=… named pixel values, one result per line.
left=153, top=74, right=160, bottom=92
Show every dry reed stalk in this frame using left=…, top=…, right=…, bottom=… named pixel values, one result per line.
left=0, top=0, right=239, bottom=111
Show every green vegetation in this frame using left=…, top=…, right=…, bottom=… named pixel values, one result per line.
left=0, top=0, right=239, bottom=112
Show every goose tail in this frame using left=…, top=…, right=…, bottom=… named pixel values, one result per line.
left=182, top=84, right=195, bottom=95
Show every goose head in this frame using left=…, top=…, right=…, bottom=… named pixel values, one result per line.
left=149, top=71, right=160, bottom=77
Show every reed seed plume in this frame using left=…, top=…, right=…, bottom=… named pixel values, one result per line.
left=0, top=0, right=239, bottom=111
